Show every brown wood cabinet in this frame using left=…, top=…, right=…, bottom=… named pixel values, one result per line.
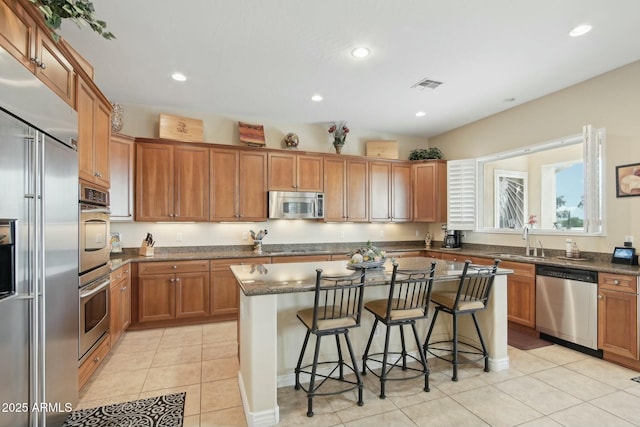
left=78, top=334, right=110, bottom=390
left=136, top=141, right=209, bottom=221
left=110, top=264, right=131, bottom=346
left=270, top=254, right=332, bottom=263
left=77, top=76, right=110, bottom=189
left=210, top=257, right=270, bottom=320
left=598, top=272, right=639, bottom=360
left=137, top=260, right=210, bottom=324
left=501, top=260, right=535, bottom=328
left=268, top=152, right=323, bottom=192
left=413, top=160, right=447, bottom=222
left=369, top=161, right=412, bottom=222
left=0, top=0, right=75, bottom=106
left=323, top=157, right=368, bottom=222
left=210, top=148, right=267, bottom=221
left=109, top=133, right=135, bottom=220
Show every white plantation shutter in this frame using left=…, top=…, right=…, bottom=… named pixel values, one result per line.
left=583, top=125, right=605, bottom=234
left=447, top=159, right=477, bottom=230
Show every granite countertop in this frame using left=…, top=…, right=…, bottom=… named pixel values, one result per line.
left=108, top=242, right=427, bottom=271
left=424, top=244, right=640, bottom=276
left=230, top=257, right=509, bottom=296
left=108, top=240, right=640, bottom=276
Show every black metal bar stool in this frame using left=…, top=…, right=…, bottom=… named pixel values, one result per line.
left=294, top=268, right=367, bottom=417
left=423, top=259, right=500, bottom=381
left=361, top=262, right=436, bottom=399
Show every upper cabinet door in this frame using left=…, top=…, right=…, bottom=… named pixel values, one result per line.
left=323, top=157, right=347, bottom=222
left=369, top=161, right=392, bottom=222
left=36, top=32, right=75, bottom=106
left=77, top=77, right=111, bottom=189
left=93, top=99, right=111, bottom=188
left=109, top=133, right=135, bottom=220
left=296, top=154, right=323, bottom=192
left=136, top=142, right=174, bottom=221
left=346, top=159, right=368, bottom=222
left=174, top=145, right=209, bottom=221
left=268, top=152, right=296, bottom=190
left=239, top=151, right=267, bottom=221
left=0, top=0, right=37, bottom=71
left=391, top=163, right=412, bottom=222
left=413, top=160, right=447, bottom=222
left=210, top=148, right=240, bottom=221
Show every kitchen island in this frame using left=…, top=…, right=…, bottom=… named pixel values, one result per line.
left=231, top=257, right=511, bottom=427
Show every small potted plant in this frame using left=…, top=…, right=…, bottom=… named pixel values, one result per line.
left=408, top=147, right=444, bottom=161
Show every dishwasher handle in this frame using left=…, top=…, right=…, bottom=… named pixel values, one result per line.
left=536, top=265, right=598, bottom=283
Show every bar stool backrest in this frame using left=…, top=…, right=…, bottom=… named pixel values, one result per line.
left=311, top=269, right=367, bottom=332
left=453, top=260, right=500, bottom=312
left=384, top=262, right=437, bottom=321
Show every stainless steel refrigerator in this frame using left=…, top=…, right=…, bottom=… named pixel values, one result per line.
left=0, top=46, right=79, bottom=427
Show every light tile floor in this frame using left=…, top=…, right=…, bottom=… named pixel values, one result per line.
left=78, top=322, right=640, bottom=427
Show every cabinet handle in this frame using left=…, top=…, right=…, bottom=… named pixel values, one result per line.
left=170, top=278, right=175, bottom=282
left=38, top=62, right=46, bottom=69
left=613, top=279, right=620, bottom=285
left=598, top=294, right=603, bottom=299
left=176, top=278, right=180, bottom=282
left=172, top=265, right=177, bottom=269
left=93, top=356, right=100, bottom=363
left=121, top=287, right=126, bottom=291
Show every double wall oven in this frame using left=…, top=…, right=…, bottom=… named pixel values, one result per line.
left=78, top=183, right=111, bottom=362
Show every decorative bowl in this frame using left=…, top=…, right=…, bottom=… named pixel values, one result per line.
left=347, top=259, right=387, bottom=270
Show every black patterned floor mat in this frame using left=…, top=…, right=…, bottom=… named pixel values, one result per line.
left=62, top=392, right=185, bottom=427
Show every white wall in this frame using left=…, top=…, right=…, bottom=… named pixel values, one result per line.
left=112, top=104, right=432, bottom=247
left=427, top=60, right=640, bottom=254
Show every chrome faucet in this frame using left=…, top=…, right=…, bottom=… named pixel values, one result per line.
left=522, top=225, right=530, bottom=255
left=536, top=240, right=545, bottom=258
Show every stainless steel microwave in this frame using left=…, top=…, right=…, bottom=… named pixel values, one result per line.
left=268, top=191, right=324, bottom=219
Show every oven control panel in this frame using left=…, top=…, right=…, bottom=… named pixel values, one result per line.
left=79, top=183, right=109, bottom=206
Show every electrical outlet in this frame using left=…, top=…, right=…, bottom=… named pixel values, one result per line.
left=415, top=230, right=420, bottom=237
left=379, top=229, right=384, bottom=238
left=176, top=232, right=183, bottom=242
left=242, top=232, right=248, bottom=241
left=625, top=235, right=634, bottom=244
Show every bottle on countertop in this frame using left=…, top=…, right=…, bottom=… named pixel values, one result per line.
left=565, top=239, right=573, bottom=258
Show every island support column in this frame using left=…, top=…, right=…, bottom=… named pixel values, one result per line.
left=238, top=292, right=279, bottom=427
left=480, top=274, right=509, bottom=371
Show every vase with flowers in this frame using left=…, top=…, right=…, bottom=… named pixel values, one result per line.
left=328, top=121, right=349, bottom=154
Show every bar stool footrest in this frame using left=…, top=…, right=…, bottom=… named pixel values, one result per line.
left=425, top=339, right=487, bottom=365
left=363, top=351, right=428, bottom=381
left=296, top=360, right=362, bottom=397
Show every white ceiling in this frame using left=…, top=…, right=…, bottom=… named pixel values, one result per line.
left=60, top=0, right=640, bottom=138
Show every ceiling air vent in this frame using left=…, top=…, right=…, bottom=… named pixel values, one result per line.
left=412, top=78, right=443, bottom=90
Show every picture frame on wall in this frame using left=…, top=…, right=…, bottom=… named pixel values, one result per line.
left=615, top=162, right=640, bottom=197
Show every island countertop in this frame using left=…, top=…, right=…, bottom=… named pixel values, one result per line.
left=231, top=256, right=510, bottom=296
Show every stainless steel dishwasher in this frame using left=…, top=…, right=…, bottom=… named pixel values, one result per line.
left=536, top=265, right=599, bottom=351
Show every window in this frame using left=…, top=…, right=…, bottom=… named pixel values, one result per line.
left=447, top=125, right=605, bottom=235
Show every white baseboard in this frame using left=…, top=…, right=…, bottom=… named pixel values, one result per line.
left=488, top=356, right=510, bottom=372
left=238, top=372, right=280, bottom=427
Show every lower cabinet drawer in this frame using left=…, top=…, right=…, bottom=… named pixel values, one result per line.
left=138, top=260, right=210, bottom=275
left=78, top=334, right=111, bottom=390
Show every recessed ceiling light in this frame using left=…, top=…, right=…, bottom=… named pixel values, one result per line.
left=311, top=94, right=323, bottom=102
left=171, top=72, right=187, bottom=82
left=569, top=24, right=592, bottom=37
left=415, top=111, right=426, bottom=117
left=351, top=47, right=371, bottom=58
